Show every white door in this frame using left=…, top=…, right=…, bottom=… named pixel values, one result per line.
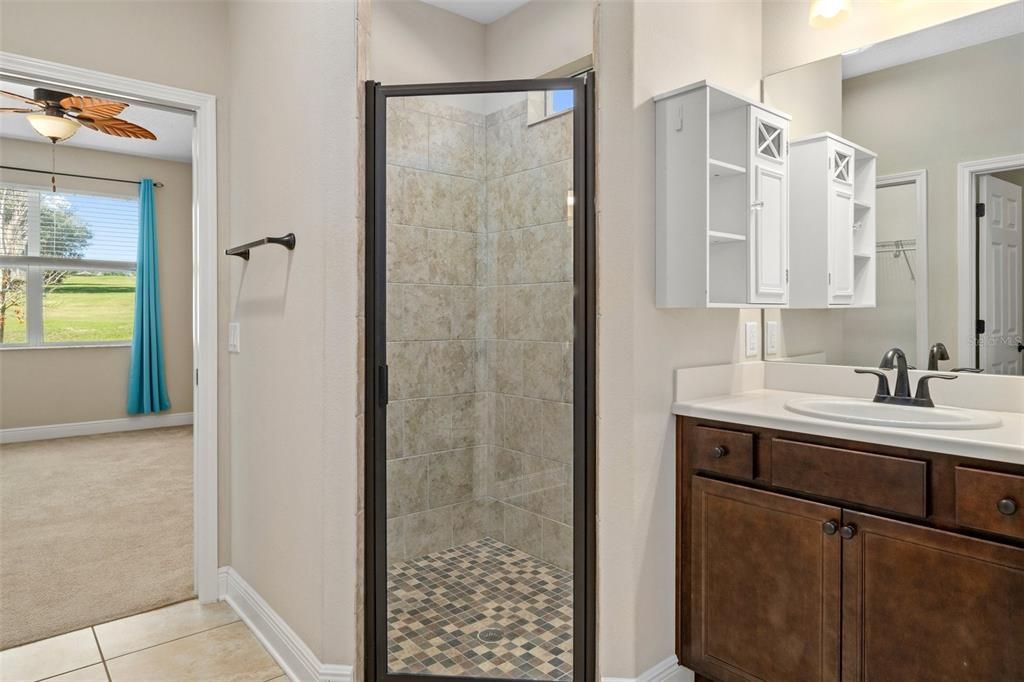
left=827, top=140, right=855, bottom=305
left=979, top=175, right=1023, bottom=375
left=748, top=110, right=789, bottom=304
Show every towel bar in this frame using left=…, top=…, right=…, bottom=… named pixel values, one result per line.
left=225, top=233, right=296, bottom=260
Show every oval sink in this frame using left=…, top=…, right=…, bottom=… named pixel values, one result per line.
left=784, top=397, right=1002, bottom=430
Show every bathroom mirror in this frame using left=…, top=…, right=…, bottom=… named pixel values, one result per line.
left=761, top=2, right=1024, bottom=375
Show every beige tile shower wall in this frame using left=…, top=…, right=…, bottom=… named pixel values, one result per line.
left=481, top=98, right=574, bottom=571
left=384, top=96, right=501, bottom=565
left=384, top=94, right=575, bottom=573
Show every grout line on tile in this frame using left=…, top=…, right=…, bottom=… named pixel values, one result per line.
left=34, top=662, right=104, bottom=682
left=90, top=628, right=112, bottom=681
left=100, top=620, right=240, bottom=662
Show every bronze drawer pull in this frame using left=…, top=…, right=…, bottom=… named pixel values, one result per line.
left=822, top=520, right=839, bottom=536
left=997, top=498, right=1018, bottom=516
left=840, top=523, right=858, bottom=540
left=711, top=445, right=728, bottom=459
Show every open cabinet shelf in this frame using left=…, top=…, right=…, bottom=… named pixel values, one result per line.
left=655, top=80, right=791, bottom=308
left=708, top=230, right=747, bottom=244
left=709, top=158, right=746, bottom=178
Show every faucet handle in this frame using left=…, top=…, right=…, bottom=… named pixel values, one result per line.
left=854, top=368, right=891, bottom=402
left=914, top=373, right=957, bottom=407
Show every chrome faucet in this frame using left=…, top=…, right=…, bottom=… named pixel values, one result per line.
left=855, top=347, right=957, bottom=408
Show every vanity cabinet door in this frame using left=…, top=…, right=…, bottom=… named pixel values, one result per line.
left=690, top=477, right=841, bottom=681
left=748, top=110, right=789, bottom=305
left=841, top=510, right=1024, bottom=681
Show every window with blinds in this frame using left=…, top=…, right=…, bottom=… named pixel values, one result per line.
left=0, top=183, right=139, bottom=346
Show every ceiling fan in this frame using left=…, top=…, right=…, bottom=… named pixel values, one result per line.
left=0, top=87, right=157, bottom=143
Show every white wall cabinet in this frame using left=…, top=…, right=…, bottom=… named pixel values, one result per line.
left=789, top=133, right=877, bottom=308
left=655, top=81, right=791, bottom=308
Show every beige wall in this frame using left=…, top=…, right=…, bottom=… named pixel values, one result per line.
left=762, top=0, right=1017, bottom=75
left=485, top=0, right=594, bottom=79
left=226, top=0, right=359, bottom=665
left=763, top=54, right=842, bottom=139
left=0, top=140, right=193, bottom=429
left=372, top=0, right=594, bottom=84
left=596, top=0, right=763, bottom=676
left=371, top=0, right=486, bottom=83
left=0, top=0, right=233, bottom=564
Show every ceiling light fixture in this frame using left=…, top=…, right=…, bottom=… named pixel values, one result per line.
left=26, top=113, right=81, bottom=142
left=809, top=0, right=851, bottom=28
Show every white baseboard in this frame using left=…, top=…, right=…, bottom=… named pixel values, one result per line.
left=603, top=656, right=694, bottom=682
left=219, top=566, right=354, bottom=682
left=0, top=411, right=193, bottom=444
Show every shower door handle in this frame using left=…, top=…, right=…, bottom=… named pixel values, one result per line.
left=378, top=364, right=389, bottom=407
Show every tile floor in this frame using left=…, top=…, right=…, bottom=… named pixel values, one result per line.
left=0, top=600, right=283, bottom=682
left=387, top=537, right=573, bottom=679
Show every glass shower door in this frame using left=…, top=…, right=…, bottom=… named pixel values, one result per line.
left=365, top=78, right=593, bottom=682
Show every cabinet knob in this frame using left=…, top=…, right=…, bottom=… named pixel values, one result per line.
left=997, top=498, right=1018, bottom=516
left=711, top=445, right=728, bottom=459
left=822, top=520, right=839, bottom=536
left=840, top=523, right=858, bottom=540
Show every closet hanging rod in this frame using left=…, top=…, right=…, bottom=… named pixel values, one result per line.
left=0, top=165, right=163, bottom=187
left=225, top=233, right=296, bottom=261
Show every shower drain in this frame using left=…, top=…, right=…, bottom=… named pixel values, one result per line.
left=477, top=628, right=505, bottom=643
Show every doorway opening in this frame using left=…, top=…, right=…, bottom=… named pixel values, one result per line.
left=364, top=75, right=595, bottom=682
left=0, top=52, right=219, bottom=652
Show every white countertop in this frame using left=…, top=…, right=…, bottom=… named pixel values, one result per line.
left=672, top=388, right=1024, bottom=465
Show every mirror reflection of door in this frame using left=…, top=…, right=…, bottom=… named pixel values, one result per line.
left=978, top=173, right=1024, bottom=375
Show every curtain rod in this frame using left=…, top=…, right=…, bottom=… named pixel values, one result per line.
left=0, top=165, right=164, bottom=188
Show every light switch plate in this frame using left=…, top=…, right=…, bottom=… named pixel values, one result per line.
left=745, top=321, right=759, bottom=357
left=228, top=322, right=240, bottom=353
left=766, top=321, right=778, bottom=354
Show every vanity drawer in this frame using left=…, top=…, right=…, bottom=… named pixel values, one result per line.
left=770, top=439, right=928, bottom=517
left=692, top=426, right=754, bottom=479
left=955, top=467, right=1024, bottom=541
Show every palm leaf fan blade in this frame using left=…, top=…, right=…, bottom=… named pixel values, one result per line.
left=83, top=117, right=157, bottom=140
left=59, top=96, right=127, bottom=118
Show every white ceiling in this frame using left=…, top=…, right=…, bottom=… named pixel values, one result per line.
left=0, top=79, right=194, bottom=163
left=842, top=1, right=1024, bottom=79
left=419, top=0, right=529, bottom=24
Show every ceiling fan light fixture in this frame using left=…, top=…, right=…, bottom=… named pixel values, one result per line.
left=809, top=0, right=851, bottom=28
left=27, top=113, right=81, bottom=142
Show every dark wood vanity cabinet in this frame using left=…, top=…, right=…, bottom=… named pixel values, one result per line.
left=677, top=416, right=1024, bottom=682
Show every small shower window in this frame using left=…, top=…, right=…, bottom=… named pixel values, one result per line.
left=527, top=89, right=575, bottom=125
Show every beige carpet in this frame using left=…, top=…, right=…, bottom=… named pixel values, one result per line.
left=0, top=426, right=194, bottom=650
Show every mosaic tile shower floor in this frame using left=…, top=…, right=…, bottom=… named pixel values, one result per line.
left=387, top=537, right=573, bottom=679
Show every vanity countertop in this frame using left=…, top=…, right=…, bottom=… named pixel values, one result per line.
left=673, top=388, right=1024, bottom=465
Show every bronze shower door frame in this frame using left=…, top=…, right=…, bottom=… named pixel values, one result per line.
left=363, top=75, right=596, bottom=682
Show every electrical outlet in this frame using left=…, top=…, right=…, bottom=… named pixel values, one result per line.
left=745, top=321, right=759, bottom=358
left=228, top=322, right=240, bottom=353
left=766, top=321, right=779, bottom=354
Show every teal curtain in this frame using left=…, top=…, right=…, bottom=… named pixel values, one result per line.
left=127, top=179, right=171, bottom=414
